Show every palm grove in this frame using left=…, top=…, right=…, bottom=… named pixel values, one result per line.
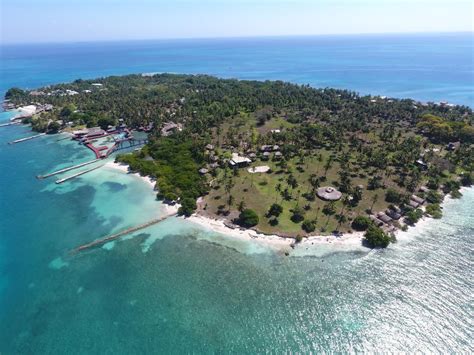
left=6, top=74, right=473, bottom=247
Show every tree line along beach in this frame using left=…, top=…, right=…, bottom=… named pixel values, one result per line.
left=4, top=73, right=473, bottom=251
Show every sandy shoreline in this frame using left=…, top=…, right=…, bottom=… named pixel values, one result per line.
left=105, top=160, right=471, bottom=250
left=104, top=161, right=156, bottom=189
left=104, top=161, right=181, bottom=217
left=186, top=214, right=365, bottom=248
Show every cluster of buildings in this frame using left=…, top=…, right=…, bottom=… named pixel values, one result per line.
left=370, top=192, right=428, bottom=234
left=4, top=104, right=54, bottom=120
left=417, top=141, right=461, bottom=170
left=28, top=83, right=105, bottom=98
left=72, top=127, right=109, bottom=142
left=137, top=122, right=154, bottom=133
left=72, top=121, right=130, bottom=142
left=259, top=145, right=283, bottom=161
left=199, top=142, right=288, bottom=175
left=161, top=122, right=182, bottom=136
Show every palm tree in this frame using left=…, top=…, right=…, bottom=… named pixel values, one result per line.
left=337, top=195, right=351, bottom=230
left=324, top=156, right=333, bottom=174
left=383, top=167, right=394, bottom=187
left=370, top=193, right=379, bottom=213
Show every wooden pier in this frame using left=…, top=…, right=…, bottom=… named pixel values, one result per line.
left=0, top=121, right=20, bottom=128
left=37, top=159, right=101, bottom=179
left=8, top=133, right=46, bottom=145
left=71, top=212, right=177, bottom=253
left=55, top=134, right=73, bottom=142
left=55, top=164, right=104, bottom=184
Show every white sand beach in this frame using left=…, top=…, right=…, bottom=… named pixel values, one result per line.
left=12, top=105, right=37, bottom=120
left=105, top=160, right=472, bottom=251
left=104, top=161, right=156, bottom=189
left=186, top=214, right=365, bottom=249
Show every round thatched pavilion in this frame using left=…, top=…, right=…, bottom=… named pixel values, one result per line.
left=317, top=186, right=342, bottom=201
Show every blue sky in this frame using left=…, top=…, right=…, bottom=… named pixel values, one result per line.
left=1, top=0, right=473, bottom=44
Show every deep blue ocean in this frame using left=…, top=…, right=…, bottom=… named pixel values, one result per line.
left=1, top=33, right=473, bottom=106
left=0, top=33, right=473, bottom=353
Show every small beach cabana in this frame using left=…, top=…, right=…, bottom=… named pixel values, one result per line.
left=377, top=212, right=392, bottom=224
left=410, top=195, right=425, bottom=205
left=261, top=151, right=271, bottom=161
left=386, top=209, right=401, bottom=220
left=369, top=215, right=384, bottom=227
left=409, top=200, right=420, bottom=208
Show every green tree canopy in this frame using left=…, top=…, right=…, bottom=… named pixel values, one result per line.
left=352, top=216, right=372, bottom=231
left=267, top=203, right=283, bottom=217
left=364, top=226, right=391, bottom=248
left=238, top=209, right=259, bottom=227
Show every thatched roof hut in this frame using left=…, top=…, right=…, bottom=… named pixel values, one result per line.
left=369, top=215, right=384, bottom=227
left=410, top=195, right=425, bottom=205
left=317, top=186, right=342, bottom=201
left=386, top=209, right=401, bottom=220
left=377, top=212, right=392, bottom=224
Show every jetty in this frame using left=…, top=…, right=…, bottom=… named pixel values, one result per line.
left=0, top=121, right=20, bottom=128
left=55, top=134, right=73, bottom=142
left=37, top=159, right=101, bottom=179
left=71, top=212, right=178, bottom=253
left=8, top=133, right=46, bottom=145
left=55, top=164, right=104, bottom=184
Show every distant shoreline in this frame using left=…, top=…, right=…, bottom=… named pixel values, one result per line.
left=3, top=31, right=472, bottom=48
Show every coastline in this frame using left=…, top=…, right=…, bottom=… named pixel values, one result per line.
left=106, top=160, right=472, bottom=250
left=186, top=214, right=365, bottom=248
left=103, top=161, right=375, bottom=249
left=104, top=161, right=181, bottom=217
left=104, top=161, right=364, bottom=248
left=104, top=161, right=156, bottom=189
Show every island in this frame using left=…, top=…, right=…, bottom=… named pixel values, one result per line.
left=5, top=74, right=473, bottom=248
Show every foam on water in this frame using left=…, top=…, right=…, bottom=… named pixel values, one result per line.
left=48, top=257, right=69, bottom=270
left=102, top=241, right=115, bottom=250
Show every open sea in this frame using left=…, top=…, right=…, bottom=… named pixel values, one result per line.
left=0, top=33, right=473, bottom=353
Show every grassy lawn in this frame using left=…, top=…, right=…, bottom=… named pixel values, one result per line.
left=201, top=114, right=463, bottom=237
left=257, top=116, right=296, bottom=134
left=203, top=149, right=397, bottom=236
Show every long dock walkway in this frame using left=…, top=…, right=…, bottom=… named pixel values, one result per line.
left=71, top=212, right=178, bottom=253
left=37, top=159, right=101, bottom=179
left=8, top=133, right=46, bottom=144
left=0, top=121, right=20, bottom=128
left=55, top=164, right=104, bottom=184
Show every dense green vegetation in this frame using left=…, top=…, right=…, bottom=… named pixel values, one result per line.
left=364, top=226, right=392, bottom=248
left=6, top=74, right=473, bottom=247
left=351, top=216, right=372, bottom=231
left=417, top=114, right=474, bottom=143
left=238, top=209, right=259, bottom=227
left=425, top=204, right=443, bottom=219
left=116, top=136, right=208, bottom=214
left=405, top=209, right=424, bottom=225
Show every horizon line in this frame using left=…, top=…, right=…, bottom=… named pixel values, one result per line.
left=2, top=30, right=473, bottom=46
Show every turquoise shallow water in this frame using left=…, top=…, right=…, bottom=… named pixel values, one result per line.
left=0, top=34, right=473, bottom=352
